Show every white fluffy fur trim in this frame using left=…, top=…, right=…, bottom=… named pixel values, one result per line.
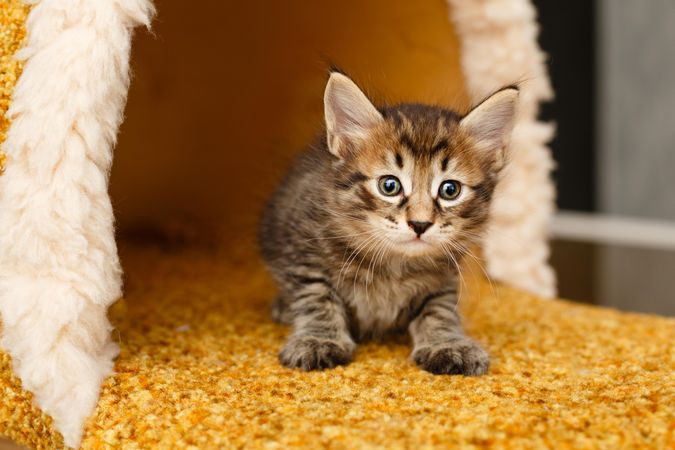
left=0, top=0, right=153, bottom=447
left=448, top=0, right=557, bottom=297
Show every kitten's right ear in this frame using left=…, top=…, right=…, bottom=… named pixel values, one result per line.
left=459, top=87, right=519, bottom=168
left=324, top=72, right=383, bottom=158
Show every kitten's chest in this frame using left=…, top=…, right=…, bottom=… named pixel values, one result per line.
left=335, top=266, right=453, bottom=337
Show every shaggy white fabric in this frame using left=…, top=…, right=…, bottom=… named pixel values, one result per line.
left=0, top=0, right=153, bottom=447
left=448, top=0, right=557, bottom=297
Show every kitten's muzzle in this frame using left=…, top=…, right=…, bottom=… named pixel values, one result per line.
left=408, top=221, right=433, bottom=236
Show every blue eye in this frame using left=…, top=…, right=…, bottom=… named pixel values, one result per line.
left=439, top=180, right=461, bottom=200
left=378, top=176, right=402, bottom=196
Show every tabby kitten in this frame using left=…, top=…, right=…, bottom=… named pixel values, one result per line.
left=259, top=72, right=517, bottom=375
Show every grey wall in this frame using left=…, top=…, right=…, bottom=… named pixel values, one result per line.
left=598, top=0, right=675, bottom=221
left=597, top=245, right=675, bottom=316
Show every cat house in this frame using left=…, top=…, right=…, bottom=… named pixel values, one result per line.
left=3, top=1, right=670, bottom=449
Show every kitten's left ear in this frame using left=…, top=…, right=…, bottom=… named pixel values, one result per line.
left=324, top=72, right=384, bottom=158
left=459, top=87, right=519, bottom=167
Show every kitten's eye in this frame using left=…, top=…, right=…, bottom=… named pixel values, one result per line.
left=439, top=180, right=461, bottom=200
left=378, top=176, right=402, bottom=196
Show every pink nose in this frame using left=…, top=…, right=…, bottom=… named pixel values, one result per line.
left=408, top=221, right=432, bottom=236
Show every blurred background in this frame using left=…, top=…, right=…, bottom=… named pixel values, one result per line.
left=103, top=0, right=673, bottom=316
left=535, top=0, right=675, bottom=315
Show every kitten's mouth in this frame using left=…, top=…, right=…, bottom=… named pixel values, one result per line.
left=395, top=237, right=435, bottom=256
left=401, top=237, right=433, bottom=248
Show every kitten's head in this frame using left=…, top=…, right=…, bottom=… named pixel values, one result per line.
left=324, top=72, right=518, bottom=259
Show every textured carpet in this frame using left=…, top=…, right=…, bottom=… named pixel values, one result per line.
left=0, top=0, right=27, bottom=176
left=1, top=243, right=674, bottom=449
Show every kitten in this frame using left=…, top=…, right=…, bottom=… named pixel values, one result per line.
left=259, top=72, right=517, bottom=375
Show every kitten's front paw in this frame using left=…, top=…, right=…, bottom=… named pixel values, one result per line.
left=280, top=336, right=354, bottom=371
left=412, top=338, right=489, bottom=376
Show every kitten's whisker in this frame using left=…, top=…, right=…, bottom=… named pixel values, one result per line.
left=452, top=243, right=490, bottom=303
left=451, top=235, right=499, bottom=303
left=426, top=254, right=440, bottom=272
left=377, top=238, right=392, bottom=275
left=366, top=234, right=391, bottom=301
left=337, top=231, right=381, bottom=289
left=364, top=232, right=387, bottom=283
left=443, top=238, right=497, bottom=310
left=439, top=241, right=466, bottom=308
left=337, top=234, right=375, bottom=288
left=337, top=234, right=371, bottom=287
left=367, top=234, right=387, bottom=286
left=353, top=232, right=384, bottom=301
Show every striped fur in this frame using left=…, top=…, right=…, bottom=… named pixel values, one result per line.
left=259, top=73, right=516, bottom=374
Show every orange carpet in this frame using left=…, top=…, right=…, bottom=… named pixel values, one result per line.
left=1, top=243, right=674, bottom=449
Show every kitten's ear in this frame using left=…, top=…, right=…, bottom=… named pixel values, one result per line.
left=324, top=72, right=383, bottom=158
left=459, top=87, right=519, bottom=166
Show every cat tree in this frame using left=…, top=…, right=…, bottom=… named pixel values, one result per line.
left=4, top=1, right=670, bottom=449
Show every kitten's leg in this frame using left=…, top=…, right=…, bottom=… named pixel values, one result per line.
left=409, top=288, right=489, bottom=376
left=279, top=278, right=355, bottom=371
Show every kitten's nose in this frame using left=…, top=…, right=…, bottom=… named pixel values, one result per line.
left=408, top=220, right=433, bottom=236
